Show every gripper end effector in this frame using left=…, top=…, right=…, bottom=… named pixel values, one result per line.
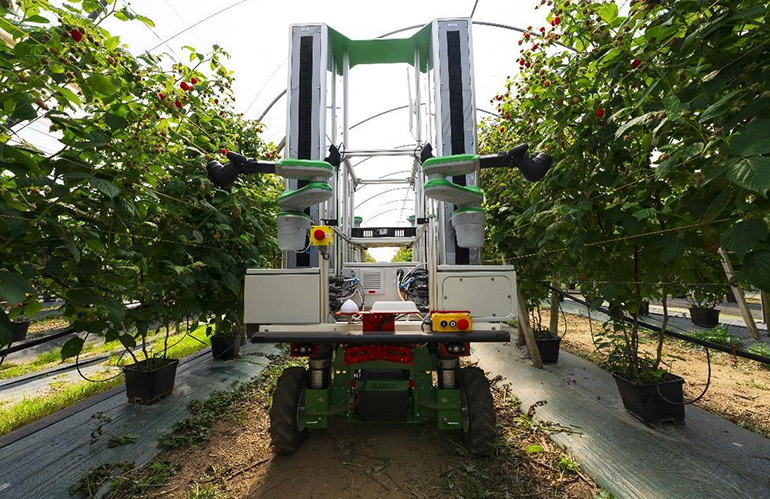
left=205, top=152, right=277, bottom=189
left=509, top=143, right=552, bottom=182
left=206, top=160, right=238, bottom=190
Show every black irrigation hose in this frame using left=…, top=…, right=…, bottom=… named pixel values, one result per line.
left=558, top=300, right=569, bottom=339
left=75, top=332, right=125, bottom=383
left=541, top=283, right=770, bottom=366
left=656, top=347, right=712, bottom=406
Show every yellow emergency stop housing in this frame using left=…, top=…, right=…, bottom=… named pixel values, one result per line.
left=430, top=311, right=472, bottom=332
left=310, top=225, right=334, bottom=246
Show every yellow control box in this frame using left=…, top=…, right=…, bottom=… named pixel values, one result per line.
left=431, top=311, right=472, bottom=332
left=309, top=225, right=334, bottom=246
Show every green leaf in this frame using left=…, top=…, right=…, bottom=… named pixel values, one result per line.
left=65, top=234, right=81, bottom=263
left=0, top=271, right=33, bottom=305
left=25, top=15, right=50, bottom=23
left=135, top=14, right=155, bottom=27
left=83, top=0, right=101, bottom=13
left=615, top=112, right=654, bottom=139
left=118, top=334, right=136, bottom=350
left=3, top=145, right=40, bottom=172
left=90, top=177, right=121, bottom=198
left=703, top=189, right=731, bottom=222
left=742, top=250, right=770, bottom=292
left=105, top=113, right=128, bottom=130
left=632, top=208, right=656, bottom=221
left=526, top=444, right=544, bottom=454
left=720, top=219, right=768, bottom=258
left=598, top=3, right=618, bottom=23
left=726, top=156, right=770, bottom=195
left=730, top=119, right=770, bottom=157
left=56, top=86, right=82, bottom=108
left=699, top=91, right=740, bottom=122
left=114, top=9, right=130, bottom=21
left=85, top=74, right=118, bottom=97
left=104, top=36, right=120, bottom=51
left=61, top=336, right=85, bottom=361
left=11, top=101, right=36, bottom=121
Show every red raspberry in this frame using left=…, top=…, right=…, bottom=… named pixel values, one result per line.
left=214, top=98, right=219, bottom=104
left=180, top=81, right=190, bottom=91
left=595, top=108, right=605, bottom=118
left=631, top=58, right=640, bottom=69
left=70, top=29, right=83, bottom=42
left=220, top=148, right=227, bottom=155
left=175, top=100, right=182, bottom=109
left=158, top=92, right=165, bottom=99
left=539, top=27, right=545, bottom=33
left=554, top=17, right=561, bottom=25
left=191, top=77, right=198, bottom=84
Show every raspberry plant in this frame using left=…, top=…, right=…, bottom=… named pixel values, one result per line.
left=0, top=0, right=281, bottom=358
left=482, top=0, right=770, bottom=379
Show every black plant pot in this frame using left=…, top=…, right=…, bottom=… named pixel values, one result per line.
left=529, top=335, right=561, bottom=364
left=123, top=358, right=179, bottom=404
left=11, top=320, right=30, bottom=342
left=689, top=307, right=720, bottom=328
left=639, top=301, right=650, bottom=316
left=211, top=334, right=240, bottom=360
left=613, top=372, right=685, bottom=426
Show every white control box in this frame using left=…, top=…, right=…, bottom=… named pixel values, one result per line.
left=436, top=265, right=517, bottom=321
left=244, top=268, right=320, bottom=324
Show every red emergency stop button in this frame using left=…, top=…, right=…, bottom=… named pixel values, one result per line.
left=457, top=318, right=469, bottom=331
left=313, top=229, right=326, bottom=241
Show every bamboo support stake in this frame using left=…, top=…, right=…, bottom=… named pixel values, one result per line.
left=762, top=291, right=769, bottom=328
left=718, top=248, right=760, bottom=340
left=517, top=286, right=543, bottom=368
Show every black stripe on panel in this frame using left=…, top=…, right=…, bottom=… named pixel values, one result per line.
left=298, top=36, right=313, bottom=160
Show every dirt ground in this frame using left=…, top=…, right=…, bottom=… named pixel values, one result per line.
left=548, top=310, right=770, bottom=438
left=109, top=366, right=598, bottom=499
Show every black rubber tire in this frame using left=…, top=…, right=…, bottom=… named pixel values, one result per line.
left=460, top=366, right=497, bottom=456
left=268, top=366, right=308, bottom=455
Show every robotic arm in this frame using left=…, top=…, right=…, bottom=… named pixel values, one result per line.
left=205, top=145, right=343, bottom=190
left=479, top=143, right=553, bottom=182
left=206, top=152, right=276, bottom=190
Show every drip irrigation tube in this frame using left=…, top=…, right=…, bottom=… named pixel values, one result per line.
left=1, top=327, right=74, bottom=356
left=542, top=284, right=770, bottom=366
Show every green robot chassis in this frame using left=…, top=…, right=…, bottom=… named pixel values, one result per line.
left=268, top=344, right=497, bottom=456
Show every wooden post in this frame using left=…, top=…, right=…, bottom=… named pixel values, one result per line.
left=549, top=281, right=560, bottom=336
left=718, top=248, right=760, bottom=340
left=762, top=291, right=770, bottom=329
left=517, top=287, right=543, bottom=368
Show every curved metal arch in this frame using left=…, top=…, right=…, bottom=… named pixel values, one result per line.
left=364, top=207, right=413, bottom=224
left=355, top=187, right=413, bottom=209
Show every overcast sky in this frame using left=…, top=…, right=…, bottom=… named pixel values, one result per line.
left=24, top=0, right=551, bottom=260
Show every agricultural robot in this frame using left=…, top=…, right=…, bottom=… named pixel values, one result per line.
left=206, top=19, right=551, bottom=456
